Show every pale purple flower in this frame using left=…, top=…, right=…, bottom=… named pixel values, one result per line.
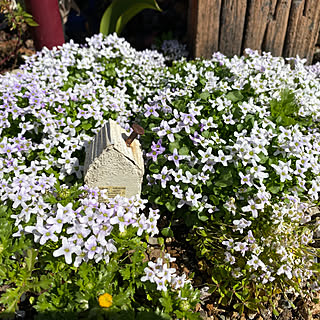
left=153, top=166, right=172, bottom=188
left=84, top=235, right=103, bottom=259
left=185, top=187, right=201, bottom=206
left=233, top=241, right=248, bottom=256
left=172, top=274, right=187, bottom=290
left=239, top=171, right=253, bottom=187
left=110, top=206, right=132, bottom=232
left=156, top=121, right=178, bottom=142
left=170, top=184, right=183, bottom=199
left=39, top=225, right=59, bottom=245
left=53, top=237, right=78, bottom=264
left=168, top=148, right=184, bottom=167
left=144, top=103, right=160, bottom=117
left=233, top=218, right=252, bottom=234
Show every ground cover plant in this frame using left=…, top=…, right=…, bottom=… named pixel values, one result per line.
left=0, top=33, right=320, bottom=319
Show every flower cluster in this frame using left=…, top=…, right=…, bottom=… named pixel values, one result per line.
left=0, top=33, right=166, bottom=268
left=141, top=253, right=190, bottom=292
left=14, top=189, right=160, bottom=266
left=139, top=48, right=320, bottom=295
left=2, top=31, right=320, bottom=311
left=152, top=39, right=189, bottom=62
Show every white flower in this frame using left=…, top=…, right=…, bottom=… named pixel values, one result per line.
left=213, top=150, right=232, bottom=166
left=247, top=255, right=266, bottom=271
left=277, top=264, right=292, bottom=279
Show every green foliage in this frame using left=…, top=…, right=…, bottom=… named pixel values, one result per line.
left=0, top=0, right=38, bottom=30
left=100, top=0, right=161, bottom=35
left=270, top=88, right=310, bottom=127
left=2, top=32, right=320, bottom=319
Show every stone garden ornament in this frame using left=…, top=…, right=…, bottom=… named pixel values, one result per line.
left=84, top=119, right=144, bottom=199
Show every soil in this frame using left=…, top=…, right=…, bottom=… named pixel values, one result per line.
left=0, top=21, right=35, bottom=74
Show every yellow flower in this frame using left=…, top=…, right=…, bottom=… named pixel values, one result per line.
left=98, top=293, right=113, bottom=308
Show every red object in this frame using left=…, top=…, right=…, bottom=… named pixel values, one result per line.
left=25, top=0, right=65, bottom=51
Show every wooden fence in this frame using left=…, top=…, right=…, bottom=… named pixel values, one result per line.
left=188, top=0, right=320, bottom=64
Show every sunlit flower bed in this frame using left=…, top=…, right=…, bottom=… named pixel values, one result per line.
left=1, top=33, right=320, bottom=318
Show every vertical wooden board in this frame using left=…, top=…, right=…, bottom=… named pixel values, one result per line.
left=188, top=0, right=221, bottom=58
left=263, top=0, right=292, bottom=56
left=219, top=0, right=247, bottom=57
left=187, top=0, right=198, bottom=57
left=284, top=0, right=320, bottom=63
left=283, top=0, right=305, bottom=58
left=243, top=0, right=273, bottom=52
left=303, top=0, right=320, bottom=63
left=200, top=0, right=221, bottom=57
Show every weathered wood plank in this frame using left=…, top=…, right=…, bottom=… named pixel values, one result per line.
left=243, top=0, right=274, bottom=51
left=282, top=0, right=305, bottom=58
left=283, top=0, right=320, bottom=63
left=303, top=0, right=320, bottom=63
left=263, top=0, right=292, bottom=56
left=219, top=0, right=247, bottom=57
left=188, top=0, right=221, bottom=58
left=187, top=0, right=198, bottom=57
left=188, top=0, right=320, bottom=63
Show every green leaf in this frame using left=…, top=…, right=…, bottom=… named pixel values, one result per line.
left=226, top=91, right=243, bottom=102
left=235, top=292, right=244, bottom=301
left=112, top=289, right=132, bottom=307
left=197, top=213, right=208, bottom=221
left=272, top=308, right=279, bottom=316
left=215, top=168, right=234, bottom=187
left=179, top=146, right=189, bottom=155
left=165, top=201, right=176, bottom=212
left=81, top=122, right=92, bottom=131
left=154, top=196, right=164, bottom=205
left=201, top=130, right=210, bottom=138
left=233, top=303, right=244, bottom=315
left=215, top=180, right=229, bottom=188
left=25, top=249, right=37, bottom=272
left=149, top=163, right=159, bottom=173
left=258, top=152, right=268, bottom=164
left=0, top=287, right=21, bottom=314
left=100, top=0, right=161, bottom=35
left=267, top=184, right=280, bottom=194
left=161, top=227, right=174, bottom=237
left=0, top=265, right=6, bottom=278
left=200, top=91, right=210, bottom=101
left=159, top=292, right=173, bottom=313
left=119, top=265, right=131, bottom=280
left=169, top=141, right=180, bottom=153
left=269, top=88, right=301, bottom=127
left=0, top=205, right=8, bottom=215
left=25, top=18, right=39, bottom=27
left=244, top=114, right=255, bottom=127
left=209, top=195, right=219, bottom=205
left=137, top=312, right=168, bottom=320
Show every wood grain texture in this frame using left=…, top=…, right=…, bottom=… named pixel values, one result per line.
left=243, top=0, right=274, bottom=52
left=306, top=0, right=320, bottom=63
left=219, top=0, right=247, bottom=57
left=262, top=0, right=292, bottom=56
left=187, top=0, right=198, bottom=57
left=188, top=0, right=221, bottom=58
left=282, top=0, right=305, bottom=58
left=188, top=0, right=320, bottom=63
left=302, top=0, right=319, bottom=62
left=283, top=0, right=320, bottom=63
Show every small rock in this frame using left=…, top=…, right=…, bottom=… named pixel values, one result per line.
left=147, top=237, right=158, bottom=245
left=15, top=310, right=26, bottom=319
